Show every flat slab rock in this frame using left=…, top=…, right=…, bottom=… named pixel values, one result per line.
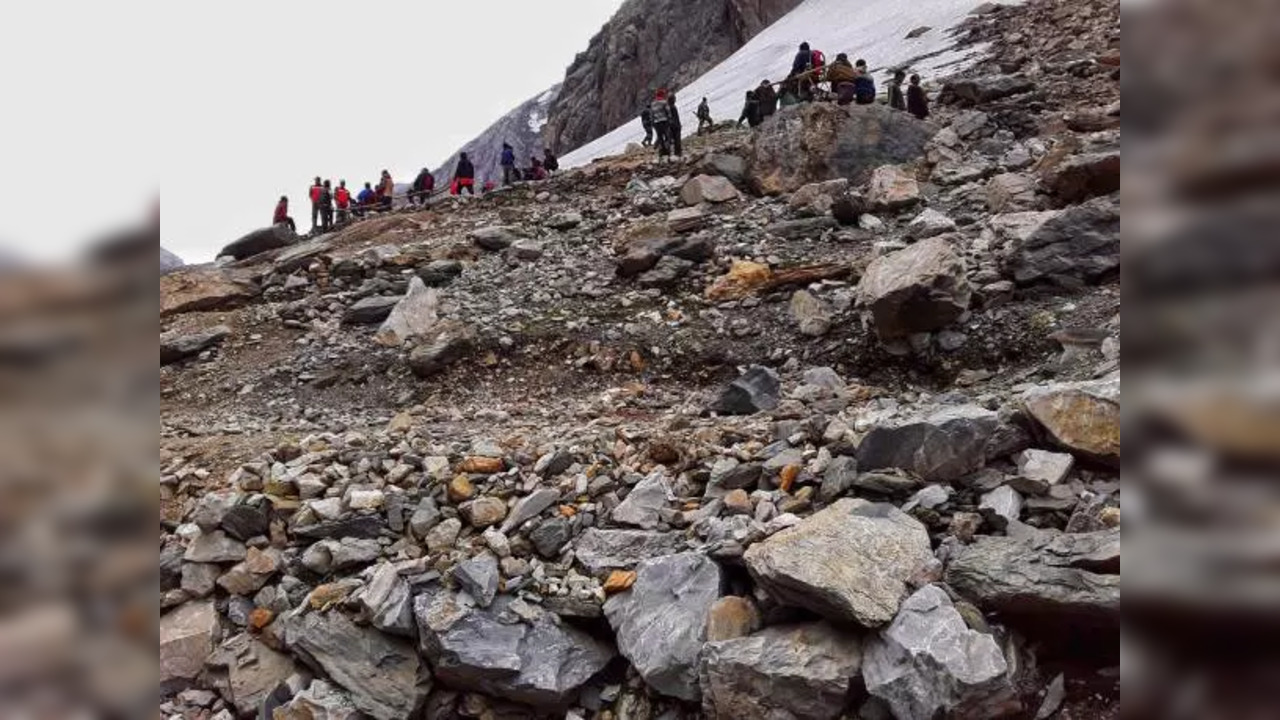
left=604, top=552, right=723, bottom=701
left=856, top=404, right=1023, bottom=482
left=574, top=528, right=686, bottom=575
left=700, top=622, right=863, bottom=720
left=744, top=498, right=932, bottom=627
left=415, top=590, right=614, bottom=708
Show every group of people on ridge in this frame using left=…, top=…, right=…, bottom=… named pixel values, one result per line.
left=274, top=142, right=562, bottom=234
left=638, top=88, right=688, bottom=159
left=738, top=42, right=930, bottom=127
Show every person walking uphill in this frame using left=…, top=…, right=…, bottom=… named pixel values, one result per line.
left=756, top=80, right=778, bottom=118
left=649, top=88, right=672, bottom=158
left=907, top=74, right=930, bottom=120
left=738, top=90, right=762, bottom=128
left=543, top=148, right=559, bottom=173
left=308, top=176, right=323, bottom=232
left=452, top=152, right=476, bottom=195
left=640, top=106, right=654, bottom=147
left=696, top=97, right=713, bottom=135
left=273, top=196, right=296, bottom=233
left=409, top=168, right=434, bottom=206
left=500, top=142, right=517, bottom=185
left=667, top=91, right=683, bottom=157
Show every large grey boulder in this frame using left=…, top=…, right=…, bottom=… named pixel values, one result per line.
left=272, top=679, right=360, bottom=720
left=218, top=224, right=297, bottom=261
left=375, top=276, right=440, bottom=347
left=1041, top=150, right=1120, bottom=204
left=205, top=633, right=299, bottom=717
left=415, top=589, right=614, bottom=707
left=744, top=499, right=932, bottom=627
left=700, top=622, right=863, bottom=720
left=159, top=600, right=220, bottom=692
left=453, top=552, right=501, bottom=607
left=354, top=562, right=416, bottom=636
left=611, top=471, right=672, bottom=529
left=1005, top=197, right=1119, bottom=287
left=285, top=610, right=429, bottom=720
left=604, top=552, right=723, bottom=700
left=856, top=405, right=1021, bottom=482
left=470, top=226, right=521, bottom=251
left=864, top=585, right=1020, bottom=720
left=857, top=237, right=971, bottom=339
left=1021, top=376, right=1120, bottom=464
left=574, top=528, right=685, bottom=575
left=160, top=246, right=185, bottom=274
left=501, top=488, right=561, bottom=533
left=747, top=103, right=935, bottom=195
left=342, top=295, right=401, bottom=325
left=943, top=74, right=1035, bottom=104
left=406, top=323, right=475, bottom=378
left=681, top=174, right=741, bottom=205
left=160, top=325, right=230, bottom=365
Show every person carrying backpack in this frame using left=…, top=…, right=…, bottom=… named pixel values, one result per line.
left=667, top=91, right=683, bottom=157
left=318, top=179, right=334, bottom=231
left=308, top=176, right=323, bottom=232
left=500, top=142, right=517, bottom=185
left=790, top=42, right=812, bottom=77
left=453, top=152, right=476, bottom=195
left=543, top=148, right=559, bottom=173
left=649, top=89, right=672, bottom=158
left=907, top=74, right=930, bottom=120
left=696, top=97, right=713, bottom=135
left=738, top=90, right=762, bottom=128
left=810, top=47, right=826, bottom=88
left=335, top=180, right=352, bottom=224
left=640, top=106, right=654, bottom=147
left=827, top=53, right=857, bottom=105
left=853, top=59, right=876, bottom=105
left=273, top=195, right=296, bottom=233
left=756, top=80, right=778, bottom=117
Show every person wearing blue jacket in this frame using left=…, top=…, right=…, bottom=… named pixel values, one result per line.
left=790, top=42, right=812, bottom=77
left=853, top=59, right=877, bottom=105
left=500, top=142, right=516, bottom=185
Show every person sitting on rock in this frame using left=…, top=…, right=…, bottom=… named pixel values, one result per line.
left=543, top=148, right=559, bottom=174
left=888, top=69, right=907, bottom=111
left=826, top=53, right=858, bottom=105
left=355, top=182, right=374, bottom=217
left=530, top=156, right=547, bottom=181
left=907, top=73, right=930, bottom=120
left=853, top=59, right=877, bottom=105
left=273, top=195, right=296, bottom=233
left=640, top=105, right=654, bottom=147
left=738, top=90, right=762, bottom=128
left=696, top=97, right=713, bottom=135
left=452, top=152, right=476, bottom=195
left=756, top=80, right=778, bottom=118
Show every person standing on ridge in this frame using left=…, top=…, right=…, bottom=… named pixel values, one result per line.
left=696, top=97, right=713, bottom=135
left=500, top=142, right=517, bottom=185
left=738, top=90, right=762, bottom=128
left=756, top=80, right=778, bottom=118
left=888, top=70, right=907, bottom=111
left=379, top=170, right=394, bottom=210
left=791, top=42, right=812, bottom=78
left=907, top=74, right=930, bottom=119
left=853, top=59, right=877, bottom=105
left=543, top=148, right=559, bottom=174
left=453, top=152, right=476, bottom=195
left=640, top=105, right=654, bottom=147
left=308, top=176, right=323, bottom=232
left=318, top=179, right=334, bottom=232
left=335, top=180, right=352, bottom=224
left=273, top=196, right=296, bottom=233
left=649, top=88, right=672, bottom=159
left=826, top=53, right=857, bottom=105
left=667, top=91, right=683, bottom=157
left=356, top=182, right=375, bottom=217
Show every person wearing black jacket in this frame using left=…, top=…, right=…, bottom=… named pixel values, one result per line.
left=756, top=80, right=778, bottom=117
left=667, top=92, right=683, bottom=157
left=907, top=74, right=930, bottom=120
left=790, top=42, right=812, bottom=77
left=543, top=148, right=559, bottom=173
left=453, top=152, right=476, bottom=195
left=640, top=106, right=654, bottom=146
left=738, top=90, right=762, bottom=128
left=888, top=70, right=907, bottom=111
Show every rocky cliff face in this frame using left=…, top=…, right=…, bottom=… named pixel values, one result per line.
left=433, top=85, right=561, bottom=187
left=542, top=0, right=803, bottom=154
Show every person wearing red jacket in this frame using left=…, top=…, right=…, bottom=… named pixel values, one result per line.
left=307, top=176, right=323, bottom=232
left=335, top=180, right=353, bottom=224
left=273, top=196, right=296, bottom=233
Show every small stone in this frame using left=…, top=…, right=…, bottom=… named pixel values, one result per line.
left=463, top=497, right=508, bottom=528
left=453, top=553, right=501, bottom=607
left=723, top=489, right=752, bottom=516
left=459, top=456, right=504, bottom=474
left=603, top=570, right=637, bottom=594
left=348, top=489, right=386, bottom=510
left=447, top=475, right=476, bottom=503
left=705, top=596, right=761, bottom=641
left=425, top=518, right=462, bottom=552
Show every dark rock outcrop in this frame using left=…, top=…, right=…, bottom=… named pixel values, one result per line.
left=218, top=224, right=297, bottom=261
left=543, top=0, right=804, bottom=154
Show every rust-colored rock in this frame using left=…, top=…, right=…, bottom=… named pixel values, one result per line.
left=706, top=260, right=772, bottom=301
left=604, top=570, right=638, bottom=594
left=459, top=456, right=505, bottom=474
left=447, top=475, right=477, bottom=503
left=705, top=596, right=762, bottom=641
left=249, top=607, right=275, bottom=631
left=778, top=464, right=801, bottom=493
left=161, top=268, right=254, bottom=316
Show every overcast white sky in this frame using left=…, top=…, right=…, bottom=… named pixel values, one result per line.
left=0, top=1, right=625, bottom=263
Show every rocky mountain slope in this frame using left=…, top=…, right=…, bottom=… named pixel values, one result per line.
left=159, top=0, right=1121, bottom=717
left=543, top=0, right=804, bottom=154
left=432, top=85, right=562, bottom=188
